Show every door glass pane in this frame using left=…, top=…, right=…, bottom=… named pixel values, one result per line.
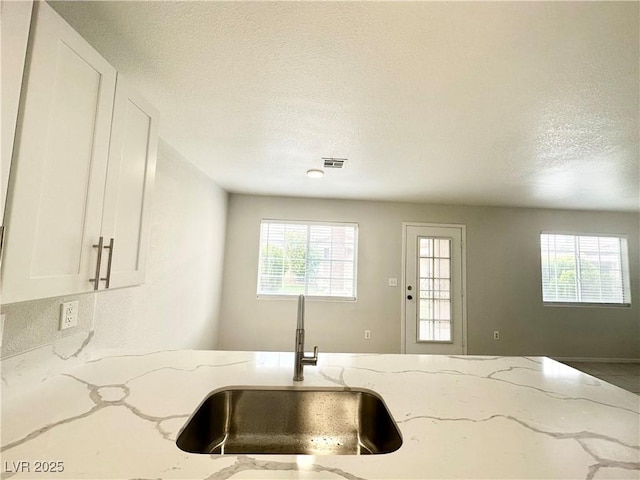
left=417, top=237, right=452, bottom=341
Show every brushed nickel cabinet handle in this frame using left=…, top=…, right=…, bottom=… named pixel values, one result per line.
left=90, top=236, right=104, bottom=290
left=100, top=238, right=114, bottom=288
left=0, top=225, right=5, bottom=266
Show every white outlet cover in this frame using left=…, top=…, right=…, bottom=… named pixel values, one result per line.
left=60, top=301, right=79, bottom=330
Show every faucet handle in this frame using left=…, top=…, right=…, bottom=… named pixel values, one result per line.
left=300, top=346, right=319, bottom=367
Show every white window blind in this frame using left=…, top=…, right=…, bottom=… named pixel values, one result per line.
left=540, top=233, right=631, bottom=305
left=258, top=220, right=357, bottom=299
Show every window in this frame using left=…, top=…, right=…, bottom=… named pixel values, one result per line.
left=418, top=237, right=453, bottom=342
left=540, top=233, right=631, bottom=305
left=257, top=220, right=358, bottom=299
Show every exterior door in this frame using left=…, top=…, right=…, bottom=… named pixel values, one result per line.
left=403, top=223, right=466, bottom=354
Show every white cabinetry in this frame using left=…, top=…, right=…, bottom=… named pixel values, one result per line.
left=1, top=0, right=34, bottom=242
left=100, top=78, right=158, bottom=289
left=1, top=2, right=158, bottom=304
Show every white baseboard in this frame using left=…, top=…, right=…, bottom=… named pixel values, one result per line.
left=553, top=357, right=640, bottom=364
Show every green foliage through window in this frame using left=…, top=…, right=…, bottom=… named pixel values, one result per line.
left=258, top=221, right=357, bottom=298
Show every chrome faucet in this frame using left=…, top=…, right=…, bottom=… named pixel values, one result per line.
left=293, top=294, right=318, bottom=381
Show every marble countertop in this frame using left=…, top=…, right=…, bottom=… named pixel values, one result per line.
left=1, top=349, right=639, bottom=479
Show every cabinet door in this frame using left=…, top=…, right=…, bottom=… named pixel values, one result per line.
left=1, top=2, right=117, bottom=304
left=99, top=77, right=158, bottom=289
left=1, top=0, right=33, bottom=237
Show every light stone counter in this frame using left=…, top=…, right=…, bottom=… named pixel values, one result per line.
left=1, top=348, right=639, bottom=479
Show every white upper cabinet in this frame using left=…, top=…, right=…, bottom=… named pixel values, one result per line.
left=2, top=1, right=116, bottom=303
left=1, top=2, right=158, bottom=304
left=100, top=78, right=159, bottom=289
left=1, top=0, right=34, bottom=236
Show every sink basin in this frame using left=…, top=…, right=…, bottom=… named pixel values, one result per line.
left=176, top=386, right=403, bottom=455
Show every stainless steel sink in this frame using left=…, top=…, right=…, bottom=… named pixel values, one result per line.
left=176, top=386, right=403, bottom=455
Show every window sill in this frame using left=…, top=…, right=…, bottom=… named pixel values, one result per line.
left=257, top=294, right=356, bottom=302
left=543, top=302, right=631, bottom=308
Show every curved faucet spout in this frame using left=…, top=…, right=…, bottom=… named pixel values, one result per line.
left=293, top=294, right=319, bottom=381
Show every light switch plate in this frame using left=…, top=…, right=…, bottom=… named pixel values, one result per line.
left=60, top=301, right=78, bottom=330
left=388, top=277, right=398, bottom=287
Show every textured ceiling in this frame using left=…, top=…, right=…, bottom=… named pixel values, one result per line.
left=50, top=1, right=639, bottom=212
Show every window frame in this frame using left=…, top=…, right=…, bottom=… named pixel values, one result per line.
left=256, top=219, right=358, bottom=301
left=539, top=231, right=632, bottom=308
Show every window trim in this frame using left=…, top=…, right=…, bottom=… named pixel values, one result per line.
left=539, top=231, right=632, bottom=307
left=257, top=219, right=358, bottom=301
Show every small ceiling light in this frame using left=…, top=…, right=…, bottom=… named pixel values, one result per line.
left=306, top=169, right=324, bottom=178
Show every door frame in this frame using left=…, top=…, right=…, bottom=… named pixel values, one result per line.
left=400, top=222, right=468, bottom=354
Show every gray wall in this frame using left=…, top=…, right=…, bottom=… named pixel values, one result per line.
left=218, top=194, right=640, bottom=359
left=1, top=139, right=228, bottom=357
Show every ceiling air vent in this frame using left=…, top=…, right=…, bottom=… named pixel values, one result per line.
left=323, top=157, right=347, bottom=169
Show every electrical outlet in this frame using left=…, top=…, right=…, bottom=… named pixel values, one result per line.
left=60, top=301, right=78, bottom=330
left=493, top=330, right=500, bottom=340
left=364, top=330, right=371, bottom=340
